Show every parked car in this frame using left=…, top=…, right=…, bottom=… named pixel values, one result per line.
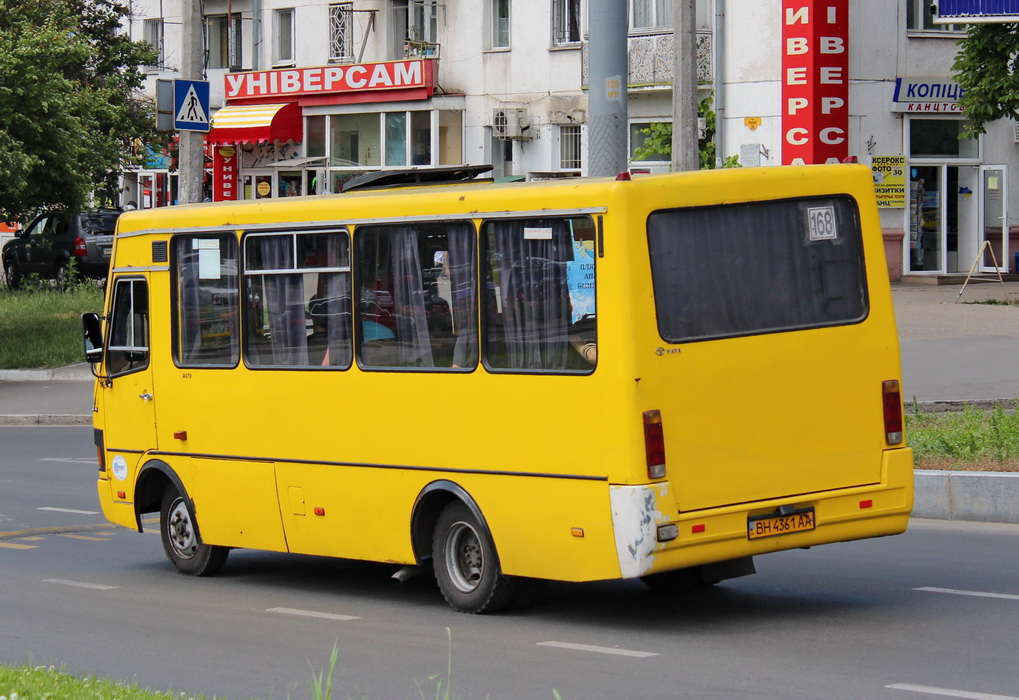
left=2, top=209, right=120, bottom=288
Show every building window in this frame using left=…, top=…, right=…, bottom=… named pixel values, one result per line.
left=410, top=0, right=438, bottom=42
left=206, top=13, right=243, bottom=70
left=143, top=18, right=164, bottom=69
left=908, top=118, right=980, bottom=160
left=275, top=9, right=295, bottom=65
left=330, top=3, right=355, bottom=62
left=630, top=0, right=670, bottom=31
left=552, top=0, right=581, bottom=45
left=559, top=124, right=582, bottom=170
left=906, top=0, right=962, bottom=32
left=629, top=121, right=670, bottom=162
left=492, top=0, right=510, bottom=48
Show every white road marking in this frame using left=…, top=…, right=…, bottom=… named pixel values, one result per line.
left=887, top=683, right=1019, bottom=699
left=915, top=586, right=1019, bottom=602
left=39, top=458, right=99, bottom=465
left=267, top=607, right=360, bottom=621
left=44, top=579, right=117, bottom=591
left=38, top=507, right=100, bottom=515
left=536, top=641, right=658, bottom=658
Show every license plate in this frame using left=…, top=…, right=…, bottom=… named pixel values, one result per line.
left=748, top=508, right=816, bottom=540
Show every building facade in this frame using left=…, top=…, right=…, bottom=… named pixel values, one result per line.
left=123, top=0, right=1019, bottom=279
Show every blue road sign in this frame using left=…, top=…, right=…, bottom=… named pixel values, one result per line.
left=173, top=80, right=211, bottom=132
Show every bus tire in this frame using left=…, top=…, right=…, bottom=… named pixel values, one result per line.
left=159, top=487, right=228, bottom=577
left=432, top=502, right=514, bottom=614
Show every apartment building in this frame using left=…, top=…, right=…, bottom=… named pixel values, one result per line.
left=123, top=0, right=1019, bottom=280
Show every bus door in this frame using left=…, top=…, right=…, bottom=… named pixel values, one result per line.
left=101, top=276, right=158, bottom=476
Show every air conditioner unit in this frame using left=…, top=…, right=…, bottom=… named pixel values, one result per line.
left=493, top=109, right=531, bottom=140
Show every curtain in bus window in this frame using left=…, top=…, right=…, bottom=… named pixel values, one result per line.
left=647, top=197, right=867, bottom=343
left=390, top=226, right=434, bottom=366
left=257, top=236, right=309, bottom=365
left=447, top=223, right=477, bottom=368
left=489, top=219, right=572, bottom=370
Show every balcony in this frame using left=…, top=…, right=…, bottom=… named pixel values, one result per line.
left=404, top=40, right=440, bottom=59
left=582, top=30, right=713, bottom=89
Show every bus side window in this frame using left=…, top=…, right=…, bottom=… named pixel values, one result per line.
left=482, top=216, right=597, bottom=373
left=354, top=222, right=477, bottom=370
left=243, top=230, right=352, bottom=369
left=107, top=278, right=149, bottom=377
left=173, top=235, right=240, bottom=367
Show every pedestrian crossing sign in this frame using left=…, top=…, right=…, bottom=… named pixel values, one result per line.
left=173, top=79, right=211, bottom=132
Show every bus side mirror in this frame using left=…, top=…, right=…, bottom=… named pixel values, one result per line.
left=82, top=312, right=104, bottom=364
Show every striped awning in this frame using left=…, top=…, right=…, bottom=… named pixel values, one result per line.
left=206, top=102, right=303, bottom=144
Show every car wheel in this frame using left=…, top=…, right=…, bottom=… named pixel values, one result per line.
left=54, top=261, right=69, bottom=289
left=159, top=487, right=229, bottom=576
left=3, top=258, right=20, bottom=290
left=431, top=502, right=519, bottom=613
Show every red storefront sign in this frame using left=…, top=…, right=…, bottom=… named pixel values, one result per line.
left=224, top=60, right=434, bottom=104
left=213, top=146, right=238, bottom=202
left=782, top=1, right=849, bottom=165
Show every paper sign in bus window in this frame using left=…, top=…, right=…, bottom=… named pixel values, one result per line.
left=194, top=239, right=222, bottom=280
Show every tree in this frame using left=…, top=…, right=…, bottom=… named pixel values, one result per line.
left=952, top=23, right=1019, bottom=137
left=0, top=0, right=161, bottom=221
left=632, top=95, right=741, bottom=169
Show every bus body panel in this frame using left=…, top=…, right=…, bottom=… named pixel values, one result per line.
left=90, top=165, right=913, bottom=594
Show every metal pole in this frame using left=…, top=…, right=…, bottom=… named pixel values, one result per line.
left=672, top=0, right=698, bottom=171
left=178, top=0, right=205, bottom=204
left=587, top=0, right=629, bottom=177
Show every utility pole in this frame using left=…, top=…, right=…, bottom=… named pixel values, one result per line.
left=179, top=0, right=205, bottom=204
left=672, top=0, right=698, bottom=172
left=587, top=0, right=629, bottom=177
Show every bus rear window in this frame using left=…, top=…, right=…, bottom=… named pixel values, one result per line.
left=647, top=196, right=867, bottom=343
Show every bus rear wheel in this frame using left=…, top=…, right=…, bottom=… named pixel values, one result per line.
left=432, top=502, right=516, bottom=614
left=159, top=488, right=228, bottom=577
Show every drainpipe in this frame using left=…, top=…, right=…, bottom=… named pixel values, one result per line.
left=714, top=0, right=725, bottom=166
left=252, top=0, right=262, bottom=71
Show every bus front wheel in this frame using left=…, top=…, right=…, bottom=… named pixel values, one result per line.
left=432, top=502, right=515, bottom=614
left=159, top=488, right=228, bottom=577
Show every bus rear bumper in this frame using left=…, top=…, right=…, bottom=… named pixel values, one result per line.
left=610, top=447, right=914, bottom=579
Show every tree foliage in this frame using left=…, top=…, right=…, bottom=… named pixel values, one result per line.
left=632, top=95, right=740, bottom=169
left=0, top=0, right=160, bottom=221
left=952, top=23, right=1019, bottom=137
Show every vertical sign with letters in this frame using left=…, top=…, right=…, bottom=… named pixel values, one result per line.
left=782, top=1, right=850, bottom=165
left=213, top=146, right=238, bottom=202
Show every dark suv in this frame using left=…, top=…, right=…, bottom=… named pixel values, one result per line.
left=2, top=209, right=120, bottom=288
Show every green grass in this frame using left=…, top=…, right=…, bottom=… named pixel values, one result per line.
left=0, top=284, right=103, bottom=369
left=906, top=401, right=1019, bottom=471
left=0, top=664, right=211, bottom=699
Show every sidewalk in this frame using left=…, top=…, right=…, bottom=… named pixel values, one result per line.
left=1, top=281, right=1018, bottom=522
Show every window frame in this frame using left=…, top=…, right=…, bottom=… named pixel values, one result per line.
left=491, top=0, right=511, bottom=49
left=275, top=8, right=296, bottom=66
left=551, top=0, right=581, bottom=46
left=329, top=2, right=355, bottom=62
left=171, top=233, right=241, bottom=369
left=206, top=12, right=243, bottom=70
left=143, top=18, right=164, bottom=70
left=629, top=120, right=672, bottom=164
left=629, top=0, right=671, bottom=32
left=558, top=124, right=583, bottom=171
left=906, top=0, right=964, bottom=34
left=106, top=277, right=150, bottom=378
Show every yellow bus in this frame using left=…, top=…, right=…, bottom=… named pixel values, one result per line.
left=82, top=164, right=913, bottom=613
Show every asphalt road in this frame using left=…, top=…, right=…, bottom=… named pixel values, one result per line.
left=2, top=426, right=1019, bottom=700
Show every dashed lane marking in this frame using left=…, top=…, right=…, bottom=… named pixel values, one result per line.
left=915, top=586, right=1019, bottom=602
left=38, top=507, right=100, bottom=515
left=39, top=458, right=99, bottom=465
left=536, top=641, right=659, bottom=658
left=267, top=607, right=361, bottom=622
left=58, top=534, right=110, bottom=542
left=0, top=542, right=37, bottom=550
left=887, top=683, right=1019, bottom=699
left=44, top=579, right=118, bottom=591
left=0, top=523, right=116, bottom=541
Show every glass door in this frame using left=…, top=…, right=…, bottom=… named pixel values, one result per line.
left=980, top=166, right=1008, bottom=273
left=242, top=171, right=275, bottom=200
left=908, top=165, right=946, bottom=273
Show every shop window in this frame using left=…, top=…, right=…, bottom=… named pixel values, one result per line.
left=908, top=118, right=979, bottom=160
left=243, top=231, right=352, bottom=369
left=438, top=111, right=463, bottom=165
left=385, top=113, right=408, bottom=166
left=207, top=13, right=243, bottom=70
left=275, top=9, right=295, bottom=65
left=143, top=18, right=164, bottom=70
left=306, top=116, right=327, bottom=158
left=355, top=222, right=477, bottom=370
left=331, top=113, right=381, bottom=166
left=552, top=0, right=581, bottom=46
left=411, top=111, right=432, bottom=165
left=482, top=216, right=597, bottom=373
left=329, top=2, right=355, bottom=62
left=492, top=0, right=510, bottom=49
left=906, top=0, right=963, bottom=33
left=630, top=0, right=670, bottom=31
left=172, top=235, right=240, bottom=368
left=559, top=124, right=582, bottom=170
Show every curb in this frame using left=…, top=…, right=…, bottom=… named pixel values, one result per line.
left=0, top=364, right=93, bottom=382
left=0, top=414, right=92, bottom=426
left=914, top=470, right=1019, bottom=524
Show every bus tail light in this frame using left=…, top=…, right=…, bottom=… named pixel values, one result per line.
left=643, top=410, right=666, bottom=479
left=883, top=380, right=903, bottom=445
left=73, top=236, right=87, bottom=256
